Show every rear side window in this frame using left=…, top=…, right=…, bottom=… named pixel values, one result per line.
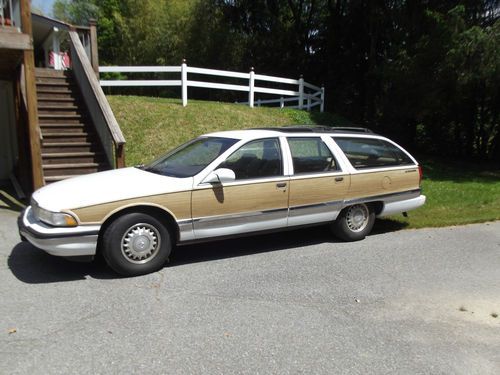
left=288, top=137, right=339, bottom=174
left=333, top=137, right=414, bottom=169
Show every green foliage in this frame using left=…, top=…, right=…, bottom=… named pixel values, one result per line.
left=56, top=0, right=500, bottom=161
left=53, top=0, right=98, bottom=25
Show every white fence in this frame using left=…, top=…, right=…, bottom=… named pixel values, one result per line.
left=99, top=62, right=324, bottom=112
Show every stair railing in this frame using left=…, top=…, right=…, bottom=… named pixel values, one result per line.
left=68, top=29, right=126, bottom=168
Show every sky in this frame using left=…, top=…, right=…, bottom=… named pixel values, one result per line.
left=31, top=0, right=55, bottom=16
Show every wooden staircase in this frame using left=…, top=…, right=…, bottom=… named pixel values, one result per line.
left=36, top=68, right=110, bottom=183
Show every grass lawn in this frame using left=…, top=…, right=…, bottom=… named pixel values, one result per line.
left=108, top=95, right=500, bottom=229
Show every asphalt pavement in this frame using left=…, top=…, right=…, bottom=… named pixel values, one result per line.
left=1, top=207, right=499, bottom=374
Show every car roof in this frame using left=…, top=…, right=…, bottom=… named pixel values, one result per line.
left=206, top=126, right=380, bottom=140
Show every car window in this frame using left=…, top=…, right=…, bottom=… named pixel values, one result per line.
left=218, top=138, right=282, bottom=180
left=287, top=137, right=339, bottom=174
left=145, top=137, right=238, bottom=177
left=333, top=137, right=414, bottom=169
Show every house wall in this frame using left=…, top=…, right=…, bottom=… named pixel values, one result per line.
left=0, top=80, right=18, bottom=181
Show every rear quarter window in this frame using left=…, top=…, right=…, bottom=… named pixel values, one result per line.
left=333, top=137, right=415, bottom=169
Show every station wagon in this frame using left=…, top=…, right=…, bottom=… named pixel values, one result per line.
left=19, top=126, right=426, bottom=276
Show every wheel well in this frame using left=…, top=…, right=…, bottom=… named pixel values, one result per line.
left=96, top=206, right=179, bottom=255
left=369, top=201, right=384, bottom=215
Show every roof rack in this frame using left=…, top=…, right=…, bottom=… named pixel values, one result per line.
left=253, top=125, right=374, bottom=134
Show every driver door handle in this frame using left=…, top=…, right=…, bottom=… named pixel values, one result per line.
left=276, top=182, right=287, bottom=188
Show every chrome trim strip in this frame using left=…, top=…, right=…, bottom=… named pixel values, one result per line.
left=289, top=200, right=342, bottom=217
left=344, top=189, right=421, bottom=206
left=193, top=207, right=288, bottom=228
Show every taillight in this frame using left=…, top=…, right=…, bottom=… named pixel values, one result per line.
left=418, top=165, right=423, bottom=185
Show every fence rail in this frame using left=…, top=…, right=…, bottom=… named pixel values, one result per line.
left=99, top=63, right=324, bottom=112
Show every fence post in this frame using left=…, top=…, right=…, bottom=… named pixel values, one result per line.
left=249, top=67, right=255, bottom=108
left=320, top=85, right=325, bottom=113
left=181, top=59, right=187, bottom=107
left=257, top=99, right=261, bottom=107
left=298, top=75, right=304, bottom=110
left=280, top=97, right=284, bottom=108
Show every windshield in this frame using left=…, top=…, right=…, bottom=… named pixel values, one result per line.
left=144, top=137, right=238, bottom=177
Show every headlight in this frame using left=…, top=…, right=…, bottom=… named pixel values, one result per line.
left=31, top=199, right=78, bottom=227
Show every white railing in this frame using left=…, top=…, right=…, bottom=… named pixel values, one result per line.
left=99, top=62, right=324, bottom=112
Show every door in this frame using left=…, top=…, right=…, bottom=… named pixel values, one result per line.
left=192, top=138, right=289, bottom=239
left=287, top=136, right=350, bottom=226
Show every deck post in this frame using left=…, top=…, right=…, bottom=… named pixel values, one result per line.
left=181, top=59, right=187, bottom=107
left=248, top=67, right=255, bottom=108
left=20, top=0, right=44, bottom=189
left=298, top=75, right=304, bottom=110
left=89, top=19, right=99, bottom=77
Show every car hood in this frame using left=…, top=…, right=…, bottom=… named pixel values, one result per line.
left=32, top=167, right=193, bottom=212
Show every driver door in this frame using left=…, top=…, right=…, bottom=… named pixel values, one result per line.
left=191, top=138, right=289, bottom=239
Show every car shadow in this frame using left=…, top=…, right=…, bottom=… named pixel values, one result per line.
left=8, top=221, right=407, bottom=284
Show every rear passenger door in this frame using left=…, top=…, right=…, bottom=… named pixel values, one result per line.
left=286, top=136, right=350, bottom=226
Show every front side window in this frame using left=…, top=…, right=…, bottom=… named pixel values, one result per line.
left=145, top=137, right=238, bottom=177
left=333, top=137, right=414, bottom=169
left=218, top=138, right=282, bottom=180
left=287, top=137, right=339, bottom=174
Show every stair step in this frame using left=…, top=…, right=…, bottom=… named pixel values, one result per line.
left=35, top=68, right=68, bottom=78
left=36, top=77, right=72, bottom=84
left=42, top=152, right=98, bottom=158
left=43, top=162, right=101, bottom=169
left=42, top=142, right=92, bottom=147
left=43, top=131, right=91, bottom=136
left=42, top=152, right=103, bottom=164
left=35, top=78, right=75, bottom=87
left=38, top=104, right=78, bottom=110
left=38, top=110, right=82, bottom=117
left=38, top=96, right=76, bottom=102
left=43, top=163, right=104, bottom=177
left=45, top=175, right=76, bottom=182
left=36, top=88, right=74, bottom=94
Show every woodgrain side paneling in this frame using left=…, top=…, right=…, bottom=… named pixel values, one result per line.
left=72, top=191, right=192, bottom=224
left=347, top=168, right=419, bottom=199
left=289, top=174, right=350, bottom=207
left=192, top=180, right=289, bottom=218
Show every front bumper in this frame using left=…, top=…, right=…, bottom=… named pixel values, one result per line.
left=18, top=206, right=100, bottom=257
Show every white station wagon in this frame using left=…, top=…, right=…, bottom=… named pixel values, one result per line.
left=19, top=126, right=426, bottom=276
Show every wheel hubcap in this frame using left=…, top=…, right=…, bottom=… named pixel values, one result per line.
left=121, top=223, right=161, bottom=264
left=346, top=204, right=369, bottom=232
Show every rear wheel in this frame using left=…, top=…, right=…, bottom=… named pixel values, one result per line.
left=102, top=212, right=172, bottom=276
left=331, top=203, right=375, bottom=241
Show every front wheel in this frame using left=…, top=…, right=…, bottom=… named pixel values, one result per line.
left=101, top=212, right=172, bottom=276
left=331, top=203, right=375, bottom=241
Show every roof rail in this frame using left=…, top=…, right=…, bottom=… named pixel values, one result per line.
left=253, top=125, right=374, bottom=134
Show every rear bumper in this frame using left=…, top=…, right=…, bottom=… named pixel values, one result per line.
left=377, top=195, right=426, bottom=217
left=18, top=207, right=100, bottom=257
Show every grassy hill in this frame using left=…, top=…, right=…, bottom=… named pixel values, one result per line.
left=108, top=95, right=500, bottom=229
left=107, top=95, right=348, bottom=166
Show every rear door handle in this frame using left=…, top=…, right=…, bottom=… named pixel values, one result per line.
left=335, top=177, right=344, bottom=182
left=276, top=182, right=287, bottom=188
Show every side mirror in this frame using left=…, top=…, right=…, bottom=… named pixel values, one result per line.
left=202, top=168, right=235, bottom=184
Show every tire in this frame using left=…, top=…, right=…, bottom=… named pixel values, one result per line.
left=101, top=212, right=172, bottom=276
left=331, top=203, right=375, bottom=242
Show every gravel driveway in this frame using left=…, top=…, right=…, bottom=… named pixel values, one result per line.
left=1, top=208, right=499, bottom=374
